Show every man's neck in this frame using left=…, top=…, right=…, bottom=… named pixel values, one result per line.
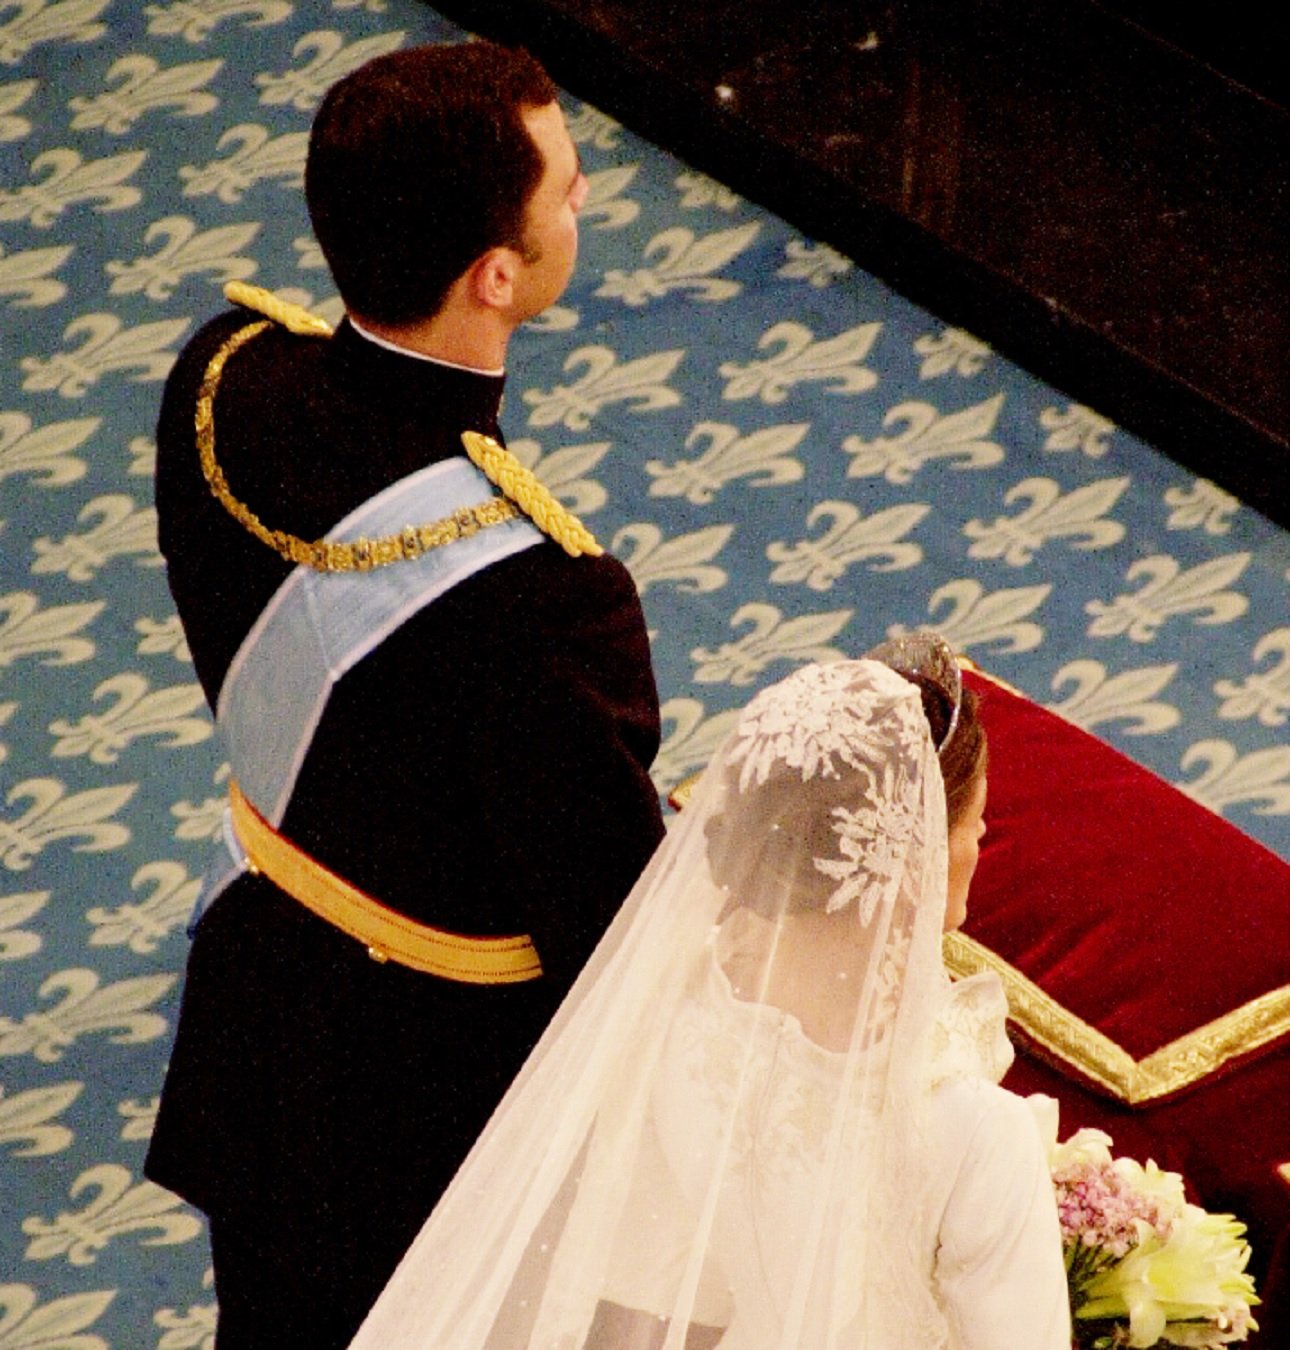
left=350, top=308, right=511, bottom=374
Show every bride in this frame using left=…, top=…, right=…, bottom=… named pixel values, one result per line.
left=351, top=641, right=1071, bottom=1348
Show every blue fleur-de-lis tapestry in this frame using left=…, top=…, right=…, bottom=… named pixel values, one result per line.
left=1, top=0, right=1287, bottom=1343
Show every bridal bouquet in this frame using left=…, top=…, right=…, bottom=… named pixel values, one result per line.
left=1050, top=1126, right=1258, bottom=1348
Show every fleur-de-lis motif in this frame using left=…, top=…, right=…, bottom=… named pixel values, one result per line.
left=155, top=1298, right=218, bottom=1347
left=580, top=165, right=640, bottom=230
left=0, top=242, right=72, bottom=307
left=888, top=579, right=1052, bottom=655
left=1045, top=660, right=1180, bottom=734
left=767, top=501, right=929, bottom=590
left=611, top=522, right=732, bottom=596
left=0, top=76, right=37, bottom=137
left=20, top=314, right=189, bottom=398
left=913, top=327, right=990, bottom=379
left=118, top=1096, right=158, bottom=1142
left=1213, top=630, right=1290, bottom=727
left=31, top=494, right=162, bottom=581
left=523, top=345, right=684, bottom=431
left=507, top=438, right=610, bottom=516
left=0, top=0, right=110, bottom=65
left=144, top=0, right=292, bottom=43
left=1, top=889, right=48, bottom=961
left=1085, top=553, right=1250, bottom=643
left=0, top=778, right=135, bottom=873
left=106, top=216, right=259, bottom=300
left=1039, top=402, right=1116, bottom=458
left=1177, top=741, right=1290, bottom=817
left=691, top=602, right=852, bottom=685
left=49, top=673, right=211, bottom=763
left=68, top=54, right=222, bottom=133
left=963, top=476, right=1129, bottom=566
left=135, top=614, right=192, bottom=661
left=675, top=171, right=739, bottom=211
left=523, top=303, right=578, bottom=334
left=22, top=1162, right=201, bottom=1264
left=0, top=967, right=173, bottom=1062
left=0, top=592, right=103, bottom=674
left=1164, top=478, right=1239, bottom=536
left=180, top=123, right=306, bottom=203
left=777, top=240, right=851, bottom=289
left=0, top=1080, right=81, bottom=1156
left=651, top=697, right=743, bottom=794
left=645, top=421, right=808, bottom=504
left=86, top=859, right=200, bottom=953
left=129, top=435, right=155, bottom=476
left=565, top=103, right=622, bottom=149
left=0, top=412, right=96, bottom=488
left=720, top=320, right=880, bottom=405
left=0, top=147, right=145, bottom=227
left=255, top=29, right=406, bottom=110
left=597, top=222, right=760, bottom=306
left=0, top=1282, right=114, bottom=1347
left=170, top=764, right=229, bottom=841
left=842, top=393, right=1005, bottom=483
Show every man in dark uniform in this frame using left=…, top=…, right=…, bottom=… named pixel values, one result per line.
left=145, top=42, right=666, bottom=1347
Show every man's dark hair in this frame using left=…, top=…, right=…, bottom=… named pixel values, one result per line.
left=305, top=41, right=559, bottom=325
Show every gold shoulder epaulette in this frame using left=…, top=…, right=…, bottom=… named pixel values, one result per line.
left=223, top=281, right=333, bottom=337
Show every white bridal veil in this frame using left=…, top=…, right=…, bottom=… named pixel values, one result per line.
left=352, top=658, right=982, bottom=1349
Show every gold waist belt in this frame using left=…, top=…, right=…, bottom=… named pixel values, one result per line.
left=227, top=781, right=543, bottom=984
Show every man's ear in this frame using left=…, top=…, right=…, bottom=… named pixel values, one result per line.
left=470, top=247, right=519, bottom=310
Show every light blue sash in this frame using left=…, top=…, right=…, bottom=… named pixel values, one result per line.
left=192, top=456, right=543, bottom=927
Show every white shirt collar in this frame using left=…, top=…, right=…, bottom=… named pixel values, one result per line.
left=348, top=315, right=505, bottom=378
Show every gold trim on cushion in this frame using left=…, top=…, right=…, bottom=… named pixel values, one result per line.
left=228, top=781, right=543, bottom=984
left=943, top=931, right=1290, bottom=1105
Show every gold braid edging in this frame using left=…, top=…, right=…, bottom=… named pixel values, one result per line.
left=943, top=930, right=1290, bottom=1105
left=461, top=431, right=602, bottom=558
left=224, top=281, right=333, bottom=336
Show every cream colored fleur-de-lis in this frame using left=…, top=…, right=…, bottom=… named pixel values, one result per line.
left=912, top=327, right=990, bottom=380
left=675, top=171, right=740, bottom=211
left=611, top=523, right=732, bottom=596
left=767, top=501, right=929, bottom=591
left=87, top=860, right=200, bottom=954
left=1045, top=659, right=1180, bottom=734
left=565, top=103, right=622, bottom=150
left=155, top=1295, right=218, bottom=1347
left=68, top=53, right=222, bottom=133
left=0, top=967, right=173, bottom=1062
left=0, top=147, right=145, bottom=228
left=777, top=240, right=851, bottom=289
left=963, top=476, right=1129, bottom=566
left=171, top=763, right=229, bottom=842
left=842, top=393, right=1005, bottom=483
left=293, top=234, right=325, bottom=270
left=255, top=28, right=406, bottom=110
left=118, top=1096, right=158, bottom=1142
left=691, top=603, right=852, bottom=685
left=0, top=77, right=37, bottom=137
left=0, top=241, right=72, bottom=307
left=0, top=0, right=110, bottom=65
left=144, top=0, right=292, bottom=43
left=597, top=222, right=760, bottom=306
left=1039, top=402, right=1116, bottom=457
left=0, top=591, right=103, bottom=674
left=721, top=320, right=880, bottom=405
left=651, top=697, right=743, bottom=794
left=180, top=123, right=307, bottom=203
left=31, top=494, right=162, bottom=581
left=128, top=435, right=155, bottom=476
left=1, top=890, right=48, bottom=961
left=1163, top=478, right=1239, bottom=536
left=888, top=579, right=1052, bottom=655
left=20, top=314, right=190, bottom=398
left=0, top=778, right=135, bottom=873
left=49, top=673, right=211, bottom=763
left=23, top=1162, right=202, bottom=1265
left=580, top=165, right=640, bottom=230
left=1176, top=740, right=1290, bottom=817
left=646, top=421, right=808, bottom=505
left=0, top=1080, right=82, bottom=1156
left=0, top=1282, right=115, bottom=1347
left=1085, top=553, right=1250, bottom=643
left=1213, top=630, right=1290, bottom=728
left=0, top=412, right=97, bottom=489
left=135, top=614, right=191, bottom=661
left=523, top=345, right=684, bottom=431
left=507, top=438, right=611, bottom=516
left=106, top=216, right=259, bottom=300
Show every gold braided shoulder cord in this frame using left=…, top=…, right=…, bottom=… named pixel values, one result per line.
left=195, top=284, right=600, bottom=573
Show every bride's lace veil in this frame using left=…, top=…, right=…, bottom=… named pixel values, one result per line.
left=352, top=657, right=959, bottom=1349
